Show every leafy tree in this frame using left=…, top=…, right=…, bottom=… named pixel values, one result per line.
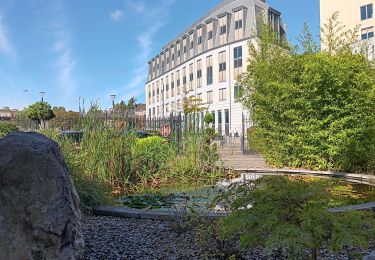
left=24, top=101, right=55, bottom=130
left=238, top=14, right=375, bottom=172
left=221, top=176, right=375, bottom=259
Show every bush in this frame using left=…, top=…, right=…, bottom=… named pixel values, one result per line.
left=131, top=136, right=174, bottom=188
left=221, top=176, right=375, bottom=259
left=238, top=20, right=375, bottom=172
left=0, top=123, right=19, bottom=138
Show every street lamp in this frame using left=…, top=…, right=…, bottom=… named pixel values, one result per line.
left=110, top=94, right=116, bottom=123
left=39, top=91, right=46, bottom=102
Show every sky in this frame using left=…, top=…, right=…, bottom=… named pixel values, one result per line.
left=0, top=0, right=320, bottom=111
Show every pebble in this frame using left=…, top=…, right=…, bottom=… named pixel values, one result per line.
left=82, top=216, right=375, bottom=260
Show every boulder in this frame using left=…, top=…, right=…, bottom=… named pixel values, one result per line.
left=0, top=132, right=84, bottom=259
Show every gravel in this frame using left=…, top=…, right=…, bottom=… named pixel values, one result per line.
left=83, top=216, right=375, bottom=260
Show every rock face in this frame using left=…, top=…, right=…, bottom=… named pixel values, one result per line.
left=0, top=132, right=84, bottom=259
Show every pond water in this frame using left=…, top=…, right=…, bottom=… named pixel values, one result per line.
left=119, top=175, right=375, bottom=211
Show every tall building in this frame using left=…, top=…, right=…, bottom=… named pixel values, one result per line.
left=145, top=0, right=285, bottom=136
left=320, top=0, right=374, bottom=59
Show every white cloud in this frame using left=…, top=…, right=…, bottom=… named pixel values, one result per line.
left=0, top=15, right=16, bottom=61
left=49, top=5, right=77, bottom=100
left=127, top=1, right=145, bottom=14
left=110, top=10, right=123, bottom=22
left=115, top=0, right=176, bottom=103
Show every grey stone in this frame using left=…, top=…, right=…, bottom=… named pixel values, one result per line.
left=0, top=132, right=84, bottom=259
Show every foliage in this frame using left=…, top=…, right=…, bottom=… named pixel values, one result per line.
left=80, top=125, right=136, bottom=192
left=131, top=136, right=174, bottom=189
left=193, top=216, right=240, bottom=260
left=24, top=101, right=55, bottom=130
left=204, top=112, right=214, bottom=125
left=51, top=106, right=81, bottom=130
left=238, top=15, right=375, bottom=172
left=0, top=123, right=19, bottom=138
left=221, top=176, right=375, bottom=259
left=320, top=12, right=359, bottom=55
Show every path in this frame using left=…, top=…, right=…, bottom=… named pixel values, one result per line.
left=217, top=137, right=268, bottom=170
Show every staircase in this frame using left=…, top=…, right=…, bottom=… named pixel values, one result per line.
left=217, top=137, right=268, bottom=170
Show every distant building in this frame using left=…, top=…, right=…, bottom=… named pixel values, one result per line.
left=0, top=107, right=18, bottom=121
left=320, top=0, right=374, bottom=59
left=135, top=104, right=146, bottom=117
left=145, top=0, right=285, bottom=136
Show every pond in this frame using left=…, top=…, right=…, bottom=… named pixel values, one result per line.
left=119, top=175, right=375, bottom=211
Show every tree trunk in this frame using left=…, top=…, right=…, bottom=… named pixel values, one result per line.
left=311, top=247, right=318, bottom=260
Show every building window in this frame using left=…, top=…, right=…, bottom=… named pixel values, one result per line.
left=172, top=53, right=175, bottom=61
left=219, top=88, right=227, bottom=101
left=207, top=91, right=213, bottom=103
left=207, top=55, right=213, bottom=85
left=198, top=36, right=202, bottom=44
left=361, top=4, right=373, bottom=20
left=190, top=40, right=194, bottom=49
left=149, top=109, right=151, bottom=116
left=234, top=85, right=243, bottom=100
left=183, top=45, right=187, bottom=53
left=220, top=25, right=227, bottom=35
left=208, top=31, right=213, bottom=40
left=152, top=107, right=155, bottom=116
left=207, top=67, right=213, bottom=85
left=219, top=51, right=226, bottom=82
left=235, top=20, right=243, bottom=30
left=361, top=27, right=374, bottom=40
left=166, top=84, right=169, bottom=99
left=197, top=69, right=202, bottom=78
left=234, top=46, right=243, bottom=68
left=197, top=59, right=202, bottom=88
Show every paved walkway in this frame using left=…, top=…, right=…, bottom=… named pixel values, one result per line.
left=217, top=138, right=269, bottom=170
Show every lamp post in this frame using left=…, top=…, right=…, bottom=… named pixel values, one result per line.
left=39, top=91, right=46, bottom=102
left=110, top=94, right=116, bottom=124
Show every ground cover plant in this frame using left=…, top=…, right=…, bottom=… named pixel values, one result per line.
left=219, top=175, right=375, bottom=260
left=239, top=14, right=375, bottom=172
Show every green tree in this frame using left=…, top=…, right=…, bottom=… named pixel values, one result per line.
left=238, top=15, right=375, bottom=172
left=221, top=176, right=375, bottom=259
left=24, top=101, right=55, bottom=130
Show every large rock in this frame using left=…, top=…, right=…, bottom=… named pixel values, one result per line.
left=0, top=132, right=84, bottom=259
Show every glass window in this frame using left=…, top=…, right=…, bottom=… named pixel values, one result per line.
left=219, top=88, right=227, bottom=101
left=207, top=67, right=213, bottom=85
left=220, top=25, right=227, bottom=35
left=235, top=20, right=243, bottom=30
left=208, top=31, right=213, bottom=40
left=361, top=4, right=373, bottom=20
left=362, top=27, right=374, bottom=40
left=234, top=46, right=243, bottom=68
left=207, top=91, right=213, bottom=103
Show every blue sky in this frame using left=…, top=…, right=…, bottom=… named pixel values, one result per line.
left=0, top=0, right=320, bottom=111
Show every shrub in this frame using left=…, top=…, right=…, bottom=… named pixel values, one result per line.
left=0, top=123, right=19, bottom=138
left=131, top=136, right=174, bottom=188
left=221, top=176, right=375, bottom=259
left=238, top=18, right=375, bottom=172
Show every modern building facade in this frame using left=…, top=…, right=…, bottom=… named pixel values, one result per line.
left=145, top=0, right=285, bottom=136
left=320, top=0, right=374, bottom=59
